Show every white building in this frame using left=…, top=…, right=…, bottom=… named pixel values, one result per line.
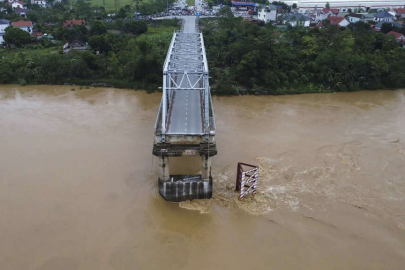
left=0, top=19, right=10, bottom=44
left=9, top=0, right=24, bottom=9
left=33, top=0, right=47, bottom=7
left=257, top=5, right=277, bottom=23
left=285, top=1, right=405, bottom=13
left=12, top=20, right=32, bottom=34
left=373, top=11, right=394, bottom=22
left=312, top=8, right=339, bottom=21
left=347, top=13, right=364, bottom=23
left=285, top=13, right=311, bottom=27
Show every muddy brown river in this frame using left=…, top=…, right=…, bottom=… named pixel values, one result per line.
left=1, top=85, right=404, bottom=270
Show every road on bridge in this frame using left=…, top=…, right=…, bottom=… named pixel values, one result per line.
left=167, top=16, right=203, bottom=135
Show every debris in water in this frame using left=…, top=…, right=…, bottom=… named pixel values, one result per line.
left=236, top=162, right=259, bottom=200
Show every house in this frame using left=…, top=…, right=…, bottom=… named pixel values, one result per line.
left=394, top=8, right=405, bottom=18
left=33, top=0, right=47, bottom=8
left=363, top=13, right=376, bottom=21
left=63, top=20, right=86, bottom=28
left=0, top=19, right=10, bottom=44
left=386, top=31, right=405, bottom=42
left=12, top=20, right=32, bottom=33
left=31, top=29, right=42, bottom=39
left=284, top=14, right=310, bottom=27
left=374, top=21, right=402, bottom=31
left=311, top=8, right=339, bottom=22
left=257, top=5, right=277, bottom=24
left=312, top=9, right=328, bottom=21
left=322, top=8, right=339, bottom=17
left=374, top=11, right=394, bottom=22
left=15, top=7, right=29, bottom=18
left=328, top=16, right=350, bottom=27
left=347, top=13, right=364, bottom=23
left=63, top=40, right=87, bottom=54
left=8, top=0, right=24, bottom=9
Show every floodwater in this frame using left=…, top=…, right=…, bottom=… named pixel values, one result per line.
left=1, top=85, right=405, bottom=270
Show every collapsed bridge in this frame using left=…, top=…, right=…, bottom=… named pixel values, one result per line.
left=153, top=17, right=217, bottom=202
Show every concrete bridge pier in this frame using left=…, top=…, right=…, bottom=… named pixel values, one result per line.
left=201, top=155, right=211, bottom=180
left=159, top=156, right=170, bottom=182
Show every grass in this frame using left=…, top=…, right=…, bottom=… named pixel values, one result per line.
left=186, top=0, right=195, bottom=6
left=144, top=26, right=178, bottom=35
left=86, top=0, right=134, bottom=11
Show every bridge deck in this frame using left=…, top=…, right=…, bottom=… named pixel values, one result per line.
left=167, top=90, right=202, bottom=134
left=166, top=17, right=204, bottom=135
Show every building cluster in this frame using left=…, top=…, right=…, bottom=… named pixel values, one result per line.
left=254, top=5, right=405, bottom=47
left=0, top=9, right=85, bottom=47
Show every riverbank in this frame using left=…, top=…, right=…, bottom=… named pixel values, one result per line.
left=2, top=82, right=403, bottom=97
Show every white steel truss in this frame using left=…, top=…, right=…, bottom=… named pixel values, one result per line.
left=160, top=31, right=210, bottom=140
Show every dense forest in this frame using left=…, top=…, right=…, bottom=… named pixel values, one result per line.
left=202, top=16, right=405, bottom=95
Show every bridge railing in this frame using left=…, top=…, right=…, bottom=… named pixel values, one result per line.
left=157, top=26, right=214, bottom=140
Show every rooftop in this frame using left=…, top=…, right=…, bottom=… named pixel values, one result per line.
left=286, top=13, right=310, bottom=21
left=63, top=20, right=86, bottom=28
left=328, top=16, right=346, bottom=25
left=348, top=13, right=363, bottom=18
left=386, top=31, right=404, bottom=39
left=374, top=11, right=394, bottom=18
left=12, top=20, right=32, bottom=27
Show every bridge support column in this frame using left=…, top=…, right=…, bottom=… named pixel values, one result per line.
left=201, top=155, right=211, bottom=181
left=159, top=156, right=170, bottom=181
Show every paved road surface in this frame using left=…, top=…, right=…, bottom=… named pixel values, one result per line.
left=167, top=16, right=203, bottom=134
left=182, top=16, right=197, bottom=33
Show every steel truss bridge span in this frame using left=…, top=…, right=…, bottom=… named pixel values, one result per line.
left=153, top=19, right=217, bottom=202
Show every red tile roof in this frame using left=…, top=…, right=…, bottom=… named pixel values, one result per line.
left=328, top=16, right=345, bottom=25
left=395, top=8, right=405, bottom=14
left=12, top=20, right=32, bottom=27
left=63, top=20, right=85, bottom=28
left=31, top=32, right=43, bottom=37
left=386, top=31, right=405, bottom=40
left=323, top=8, right=339, bottom=14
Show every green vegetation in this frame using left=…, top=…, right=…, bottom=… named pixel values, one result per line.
left=186, top=0, right=195, bottom=6
left=201, top=17, right=405, bottom=95
left=4, top=28, right=31, bottom=47
left=0, top=19, right=180, bottom=90
left=88, top=0, right=134, bottom=11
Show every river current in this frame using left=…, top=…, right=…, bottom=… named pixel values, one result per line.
left=1, top=85, right=404, bottom=269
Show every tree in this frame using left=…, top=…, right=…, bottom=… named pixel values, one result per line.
left=4, top=27, right=31, bottom=47
left=81, top=50, right=98, bottom=69
left=88, top=35, right=112, bottom=54
left=380, top=23, right=393, bottom=34
left=90, top=20, right=107, bottom=36
left=292, top=3, right=297, bottom=9
left=122, top=21, right=148, bottom=36
left=118, top=8, right=127, bottom=18
left=216, top=6, right=234, bottom=17
left=325, top=2, right=330, bottom=9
